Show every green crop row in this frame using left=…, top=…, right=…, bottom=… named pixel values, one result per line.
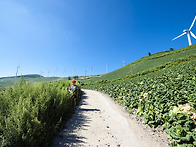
left=131, top=44, right=196, bottom=65
left=83, top=60, right=196, bottom=146
left=0, top=78, right=81, bottom=147
left=85, top=45, right=196, bottom=83
left=114, top=53, right=196, bottom=82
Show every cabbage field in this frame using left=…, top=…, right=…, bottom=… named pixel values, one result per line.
left=83, top=46, right=196, bottom=146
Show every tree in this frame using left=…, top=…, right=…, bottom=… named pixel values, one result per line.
left=148, top=52, right=151, bottom=56
left=170, top=48, right=174, bottom=51
left=74, top=76, right=78, bottom=79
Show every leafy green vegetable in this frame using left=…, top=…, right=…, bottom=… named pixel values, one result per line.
left=83, top=46, right=196, bottom=146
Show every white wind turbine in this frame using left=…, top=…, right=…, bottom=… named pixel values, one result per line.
left=15, top=64, right=22, bottom=78
left=123, top=60, right=126, bottom=66
left=172, top=15, right=196, bottom=46
left=63, top=68, right=66, bottom=77
left=47, top=70, right=50, bottom=77
left=15, top=66, right=19, bottom=78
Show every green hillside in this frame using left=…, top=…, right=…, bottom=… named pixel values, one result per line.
left=0, top=74, right=61, bottom=89
left=83, top=44, right=196, bottom=146
left=85, top=44, right=196, bottom=83
left=0, top=74, right=42, bottom=80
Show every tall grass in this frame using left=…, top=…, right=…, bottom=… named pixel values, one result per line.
left=0, top=78, right=81, bottom=147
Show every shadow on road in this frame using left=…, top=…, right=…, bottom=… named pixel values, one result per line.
left=52, top=90, right=99, bottom=146
left=79, top=108, right=100, bottom=112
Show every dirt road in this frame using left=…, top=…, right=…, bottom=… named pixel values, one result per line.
left=52, top=89, right=169, bottom=147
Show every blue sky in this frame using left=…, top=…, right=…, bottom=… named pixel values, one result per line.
left=0, top=0, right=196, bottom=77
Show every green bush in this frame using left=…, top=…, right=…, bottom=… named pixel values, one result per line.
left=0, top=78, right=81, bottom=147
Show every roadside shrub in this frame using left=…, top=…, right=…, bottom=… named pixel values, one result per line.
left=0, top=78, right=81, bottom=147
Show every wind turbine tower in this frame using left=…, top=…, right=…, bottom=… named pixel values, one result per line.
left=172, top=15, right=196, bottom=46
left=55, top=67, right=58, bottom=77
left=40, top=71, right=44, bottom=78
left=85, top=70, right=87, bottom=83
left=48, top=70, right=50, bottom=77
left=123, top=60, right=126, bottom=66
left=73, top=67, right=75, bottom=77
left=90, top=66, right=92, bottom=76
left=15, top=64, right=21, bottom=78
left=63, top=68, right=66, bottom=77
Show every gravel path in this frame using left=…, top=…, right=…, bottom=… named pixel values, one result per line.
left=52, top=89, right=169, bottom=147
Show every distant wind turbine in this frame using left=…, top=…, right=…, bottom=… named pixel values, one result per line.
left=63, top=68, right=66, bottom=77
left=90, top=66, right=92, bottom=76
left=15, top=64, right=22, bottom=78
left=85, top=70, right=87, bottom=83
left=172, top=15, right=196, bottom=46
left=55, top=67, right=58, bottom=77
left=73, top=67, right=75, bottom=77
left=47, top=70, right=50, bottom=77
left=123, top=60, right=126, bottom=66
left=40, top=71, right=44, bottom=77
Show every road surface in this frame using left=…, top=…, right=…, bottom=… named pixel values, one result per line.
left=52, top=89, right=169, bottom=147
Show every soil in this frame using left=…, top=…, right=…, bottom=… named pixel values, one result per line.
left=52, top=89, right=169, bottom=147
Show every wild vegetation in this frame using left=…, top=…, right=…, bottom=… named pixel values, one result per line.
left=0, top=75, right=61, bottom=89
left=0, top=78, right=81, bottom=147
left=83, top=44, right=196, bottom=146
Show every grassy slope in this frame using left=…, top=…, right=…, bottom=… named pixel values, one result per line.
left=0, top=76, right=62, bottom=89
left=83, top=44, right=196, bottom=146
left=85, top=44, right=196, bottom=83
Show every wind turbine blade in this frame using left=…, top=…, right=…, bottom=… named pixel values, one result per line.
left=189, top=16, right=196, bottom=30
left=187, top=33, right=192, bottom=46
left=190, top=31, right=196, bottom=39
left=172, top=32, right=186, bottom=40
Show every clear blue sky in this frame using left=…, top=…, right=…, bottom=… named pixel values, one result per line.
left=0, top=0, right=196, bottom=77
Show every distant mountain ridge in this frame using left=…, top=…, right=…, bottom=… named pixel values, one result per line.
left=0, top=74, right=43, bottom=80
